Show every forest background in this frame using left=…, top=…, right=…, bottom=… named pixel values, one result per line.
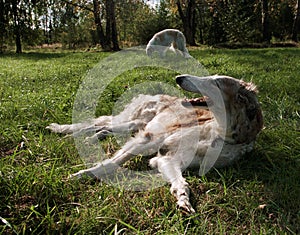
left=1, top=0, right=300, bottom=54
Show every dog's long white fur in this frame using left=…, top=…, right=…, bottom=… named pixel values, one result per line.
left=47, top=74, right=263, bottom=213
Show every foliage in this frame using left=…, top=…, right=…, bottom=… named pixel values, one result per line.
left=213, top=0, right=260, bottom=43
left=59, top=4, right=94, bottom=49
left=1, top=0, right=300, bottom=53
left=134, top=0, right=176, bottom=44
left=0, top=0, right=46, bottom=52
left=270, top=0, right=295, bottom=40
left=116, top=0, right=176, bottom=45
left=0, top=48, right=299, bottom=234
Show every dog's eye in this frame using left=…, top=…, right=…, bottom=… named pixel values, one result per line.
left=246, top=108, right=257, bottom=121
left=237, top=93, right=247, bottom=103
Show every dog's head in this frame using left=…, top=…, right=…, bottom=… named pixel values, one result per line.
left=176, top=74, right=263, bottom=144
left=146, top=45, right=154, bottom=57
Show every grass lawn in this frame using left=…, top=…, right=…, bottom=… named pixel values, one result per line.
left=0, top=48, right=299, bottom=234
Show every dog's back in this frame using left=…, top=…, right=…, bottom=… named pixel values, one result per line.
left=154, top=29, right=182, bottom=46
left=146, top=29, right=190, bottom=58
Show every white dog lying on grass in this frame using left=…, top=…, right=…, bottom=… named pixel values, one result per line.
left=146, top=29, right=191, bottom=58
left=47, top=74, right=263, bottom=213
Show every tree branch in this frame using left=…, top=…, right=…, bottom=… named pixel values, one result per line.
left=60, top=0, right=93, bottom=12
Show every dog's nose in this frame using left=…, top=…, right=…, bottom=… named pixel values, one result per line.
left=176, top=75, right=184, bottom=85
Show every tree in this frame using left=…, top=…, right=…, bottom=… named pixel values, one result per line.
left=116, top=0, right=145, bottom=44
left=195, top=0, right=206, bottom=44
left=261, top=0, right=271, bottom=43
left=92, top=0, right=107, bottom=49
left=175, top=0, right=197, bottom=45
left=105, top=0, right=120, bottom=50
left=0, top=0, right=8, bottom=53
left=1, top=0, right=298, bottom=52
left=11, top=0, right=22, bottom=53
left=62, top=0, right=120, bottom=51
left=292, top=0, right=300, bottom=41
left=116, top=0, right=173, bottom=45
left=0, top=0, right=45, bottom=53
left=91, top=0, right=119, bottom=50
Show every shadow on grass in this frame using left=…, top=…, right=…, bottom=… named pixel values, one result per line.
left=203, top=131, right=300, bottom=233
left=0, top=52, right=72, bottom=61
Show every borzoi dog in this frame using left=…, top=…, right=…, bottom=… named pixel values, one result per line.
left=47, top=75, right=263, bottom=213
left=146, top=29, right=191, bottom=58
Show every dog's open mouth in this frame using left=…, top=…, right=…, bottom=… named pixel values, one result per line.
left=181, top=96, right=212, bottom=107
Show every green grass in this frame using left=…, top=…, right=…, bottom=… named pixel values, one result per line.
left=0, top=48, right=299, bottom=234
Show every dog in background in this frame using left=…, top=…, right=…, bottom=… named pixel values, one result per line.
left=146, top=29, right=191, bottom=58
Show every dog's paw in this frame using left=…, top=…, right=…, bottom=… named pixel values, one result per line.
left=68, top=160, right=119, bottom=180
left=177, top=196, right=195, bottom=214
left=68, top=169, right=97, bottom=180
left=68, top=171, right=83, bottom=179
left=84, top=135, right=99, bottom=145
left=46, top=123, right=61, bottom=132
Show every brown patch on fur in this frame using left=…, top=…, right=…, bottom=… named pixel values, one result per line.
left=159, top=95, right=178, bottom=104
left=155, top=30, right=179, bottom=43
left=194, top=108, right=213, bottom=123
left=168, top=108, right=213, bottom=132
left=156, top=33, right=164, bottom=42
left=144, top=132, right=153, bottom=140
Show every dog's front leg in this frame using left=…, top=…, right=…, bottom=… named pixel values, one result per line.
left=149, top=128, right=200, bottom=213
left=150, top=156, right=195, bottom=213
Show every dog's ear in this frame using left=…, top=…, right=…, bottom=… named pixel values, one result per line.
left=146, top=46, right=154, bottom=56
left=176, top=75, right=222, bottom=95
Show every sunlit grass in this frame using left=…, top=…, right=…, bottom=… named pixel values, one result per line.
left=0, top=48, right=299, bottom=234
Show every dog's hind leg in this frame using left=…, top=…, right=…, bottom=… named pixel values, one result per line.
left=46, top=122, right=93, bottom=134
left=46, top=116, right=112, bottom=134
left=84, top=120, right=146, bottom=143
left=70, top=133, right=164, bottom=179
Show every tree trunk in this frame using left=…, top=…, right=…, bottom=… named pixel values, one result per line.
left=12, top=0, right=22, bottom=53
left=197, top=2, right=205, bottom=45
left=109, top=0, right=120, bottom=51
left=15, top=28, right=22, bottom=53
left=93, top=0, right=109, bottom=50
left=105, top=0, right=120, bottom=51
left=176, top=0, right=197, bottom=46
left=261, top=0, right=271, bottom=43
left=292, top=0, right=300, bottom=42
left=0, top=0, right=6, bottom=53
left=105, top=0, right=111, bottom=48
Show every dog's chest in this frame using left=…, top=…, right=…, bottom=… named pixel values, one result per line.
left=144, top=101, right=213, bottom=136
